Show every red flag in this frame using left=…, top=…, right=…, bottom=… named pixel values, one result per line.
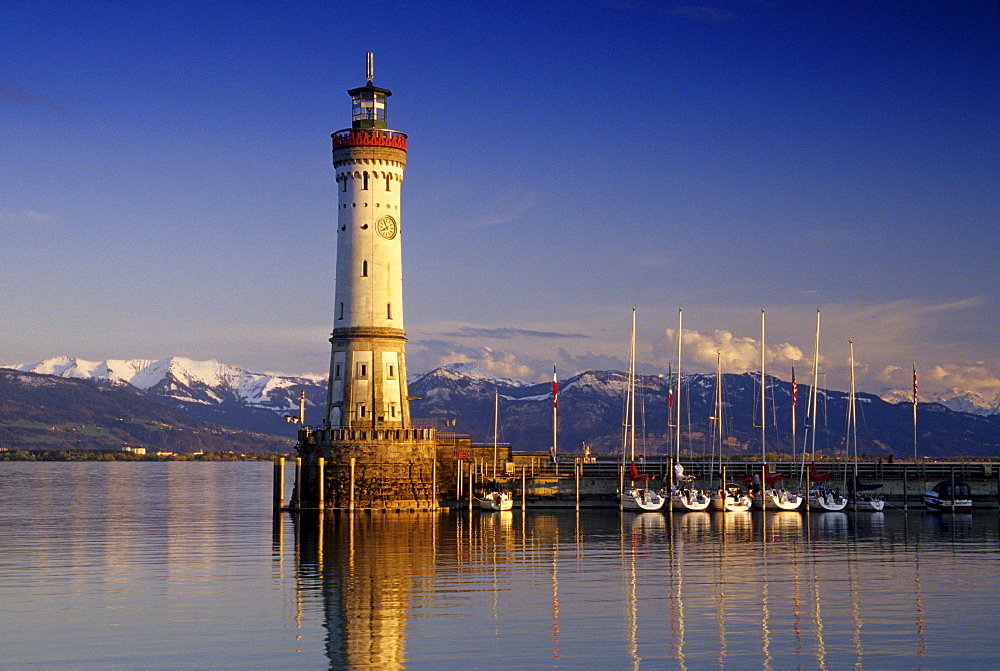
left=668, top=365, right=674, bottom=408
left=552, top=365, right=559, bottom=410
left=791, top=365, right=798, bottom=408
left=913, top=364, right=918, bottom=402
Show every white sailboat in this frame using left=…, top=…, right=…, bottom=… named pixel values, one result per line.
left=620, top=308, right=666, bottom=512
left=805, top=310, right=848, bottom=512
left=708, top=350, right=752, bottom=512
left=671, top=308, right=711, bottom=511
left=847, top=341, right=884, bottom=511
left=476, top=390, right=513, bottom=511
left=754, top=310, right=803, bottom=511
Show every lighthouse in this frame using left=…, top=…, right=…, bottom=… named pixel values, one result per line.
left=326, top=53, right=412, bottom=429
left=294, top=54, right=438, bottom=510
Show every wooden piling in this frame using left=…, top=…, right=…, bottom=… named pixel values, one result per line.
left=521, top=467, right=526, bottom=512
left=273, top=457, right=285, bottom=511
left=349, top=457, right=356, bottom=511
left=903, top=464, right=908, bottom=511
left=295, top=457, right=302, bottom=510
left=317, top=457, right=325, bottom=510
left=574, top=458, right=580, bottom=511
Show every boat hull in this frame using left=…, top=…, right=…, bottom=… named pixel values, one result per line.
left=809, top=490, right=848, bottom=511
left=673, top=488, right=712, bottom=511
left=923, top=495, right=972, bottom=512
left=622, top=488, right=666, bottom=512
left=476, top=494, right=513, bottom=511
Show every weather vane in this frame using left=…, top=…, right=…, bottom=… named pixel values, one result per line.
left=366, top=52, right=374, bottom=85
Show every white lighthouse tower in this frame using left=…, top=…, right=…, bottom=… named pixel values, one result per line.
left=326, top=53, right=412, bottom=429
left=295, top=54, right=438, bottom=510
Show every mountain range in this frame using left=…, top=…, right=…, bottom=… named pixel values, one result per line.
left=4, top=357, right=999, bottom=457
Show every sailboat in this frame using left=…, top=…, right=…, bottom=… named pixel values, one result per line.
left=754, top=310, right=803, bottom=511
left=476, top=390, right=513, bottom=511
left=671, top=308, right=711, bottom=511
left=620, top=308, right=666, bottom=512
left=805, top=310, right=848, bottom=512
left=846, top=340, right=884, bottom=511
left=708, top=350, right=752, bottom=512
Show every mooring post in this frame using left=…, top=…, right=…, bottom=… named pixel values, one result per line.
left=903, top=463, right=908, bottom=511
left=295, top=457, right=302, bottom=510
left=618, top=464, right=624, bottom=512
left=951, top=466, right=956, bottom=513
left=349, top=457, right=356, bottom=511
left=574, top=458, right=580, bottom=511
left=317, top=457, right=325, bottom=510
left=761, top=463, right=767, bottom=512
left=521, top=466, right=526, bottom=512
left=273, top=457, right=285, bottom=511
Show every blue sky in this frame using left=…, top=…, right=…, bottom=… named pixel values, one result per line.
left=3, top=0, right=998, bottom=403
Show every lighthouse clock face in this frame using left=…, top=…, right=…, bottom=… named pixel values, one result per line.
left=376, top=215, right=397, bottom=240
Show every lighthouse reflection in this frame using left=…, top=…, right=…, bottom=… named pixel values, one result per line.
left=285, top=509, right=998, bottom=669
left=293, top=511, right=440, bottom=670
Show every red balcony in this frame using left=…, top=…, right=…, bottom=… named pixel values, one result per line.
left=332, top=129, right=407, bottom=151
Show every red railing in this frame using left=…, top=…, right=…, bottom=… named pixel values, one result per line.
left=332, top=129, right=407, bottom=151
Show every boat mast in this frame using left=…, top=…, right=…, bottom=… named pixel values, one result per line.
left=493, top=388, right=499, bottom=478
left=551, top=364, right=558, bottom=463
left=912, top=362, right=918, bottom=463
left=808, top=309, right=821, bottom=463
left=629, top=308, right=637, bottom=462
left=675, top=308, right=682, bottom=463
left=713, top=350, right=723, bottom=490
left=849, top=340, right=857, bottom=491
left=760, top=309, right=766, bottom=463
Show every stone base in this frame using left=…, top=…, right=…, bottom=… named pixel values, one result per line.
left=295, top=426, right=438, bottom=509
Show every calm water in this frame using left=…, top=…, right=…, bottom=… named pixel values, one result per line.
left=1, top=462, right=998, bottom=669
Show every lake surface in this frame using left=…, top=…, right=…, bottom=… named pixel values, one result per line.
left=1, top=462, right=997, bottom=669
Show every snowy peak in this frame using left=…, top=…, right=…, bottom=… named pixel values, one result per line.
left=9, top=356, right=325, bottom=413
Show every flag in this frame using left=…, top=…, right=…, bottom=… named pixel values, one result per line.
left=913, top=363, right=918, bottom=402
left=668, top=364, right=674, bottom=408
left=791, top=365, right=797, bottom=408
left=552, top=365, right=559, bottom=410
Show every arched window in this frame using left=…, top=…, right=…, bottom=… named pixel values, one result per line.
left=361, top=260, right=368, bottom=277
left=341, top=176, right=347, bottom=192
left=386, top=175, right=391, bottom=191
left=387, top=302, right=392, bottom=319
left=362, top=172, right=369, bottom=190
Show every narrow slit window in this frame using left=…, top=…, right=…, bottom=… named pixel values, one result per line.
left=387, top=302, right=392, bottom=319
left=334, top=364, right=341, bottom=379
left=358, top=363, right=368, bottom=378
left=361, top=260, right=368, bottom=277
left=338, top=302, right=344, bottom=320
left=362, top=172, right=369, bottom=190
left=386, top=175, right=391, bottom=191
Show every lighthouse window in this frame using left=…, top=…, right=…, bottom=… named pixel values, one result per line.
left=387, top=363, right=396, bottom=379
left=361, top=260, right=368, bottom=277
left=357, top=403, right=367, bottom=419
left=334, top=364, right=341, bottom=379
left=389, top=403, right=398, bottom=418
left=385, top=175, right=391, bottom=191
left=387, top=302, right=392, bottom=319
left=342, top=178, right=347, bottom=192
left=338, top=302, right=344, bottom=320
left=357, top=363, right=368, bottom=378
left=362, top=172, right=369, bottom=190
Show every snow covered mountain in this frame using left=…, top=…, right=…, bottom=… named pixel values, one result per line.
left=7, top=356, right=327, bottom=435
left=880, top=386, right=1000, bottom=416
left=6, top=357, right=998, bottom=456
